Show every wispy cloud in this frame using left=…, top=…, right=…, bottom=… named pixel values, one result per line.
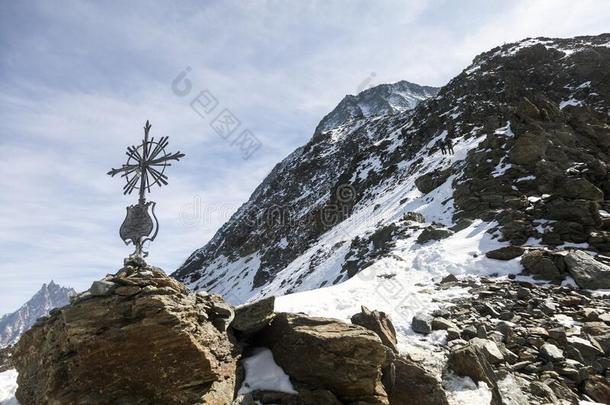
left=0, top=0, right=608, bottom=313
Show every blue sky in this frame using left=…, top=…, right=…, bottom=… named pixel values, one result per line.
left=0, top=0, right=609, bottom=313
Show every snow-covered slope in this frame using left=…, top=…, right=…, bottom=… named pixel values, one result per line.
left=0, top=281, right=75, bottom=348
left=174, top=34, right=610, bottom=308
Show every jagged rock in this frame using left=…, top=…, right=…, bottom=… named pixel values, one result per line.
left=231, top=296, right=275, bottom=336
left=470, top=338, right=504, bottom=364
left=539, top=343, right=564, bottom=362
left=13, top=264, right=238, bottom=405
left=567, top=336, right=605, bottom=361
left=389, top=356, right=449, bottom=405
left=412, top=312, right=433, bottom=334
left=563, top=250, right=610, bottom=289
left=447, top=344, right=500, bottom=404
left=351, top=306, right=398, bottom=353
left=258, top=312, right=389, bottom=404
left=417, top=225, right=454, bottom=244
left=584, top=375, right=610, bottom=405
left=485, top=246, right=524, bottom=261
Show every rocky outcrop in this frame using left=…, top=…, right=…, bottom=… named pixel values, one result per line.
left=14, top=261, right=456, bottom=405
left=14, top=261, right=238, bottom=405
left=257, top=312, right=389, bottom=404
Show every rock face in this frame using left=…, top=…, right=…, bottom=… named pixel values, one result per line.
left=13, top=262, right=238, bottom=405
left=258, top=312, right=389, bottom=404
left=0, top=281, right=75, bottom=348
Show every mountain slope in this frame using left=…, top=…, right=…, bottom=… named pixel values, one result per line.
left=174, top=34, right=610, bottom=305
left=0, top=281, right=75, bottom=348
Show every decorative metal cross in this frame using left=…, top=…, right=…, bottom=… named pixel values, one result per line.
left=108, top=120, right=185, bottom=258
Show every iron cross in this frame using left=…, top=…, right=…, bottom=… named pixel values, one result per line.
left=108, top=120, right=185, bottom=259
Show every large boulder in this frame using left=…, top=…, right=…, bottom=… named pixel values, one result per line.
left=564, top=250, right=610, bottom=289
left=13, top=262, right=238, bottom=405
left=351, top=306, right=398, bottom=353
left=258, top=312, right=389, bottom=404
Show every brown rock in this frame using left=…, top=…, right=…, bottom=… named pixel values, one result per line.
left=585, top=375, right=610, bottom=404
left=231, top=296, right=275, bottom=335
left=351, top=306, right=398, bottom=353
left=13, top=265, right=238, bottom=405
left=259, top=312, right=389, bottom=404
left=389, top=356, right=448, bottom=405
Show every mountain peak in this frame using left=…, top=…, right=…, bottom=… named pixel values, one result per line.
left=0, top=282, right=76, bottom=348
left=315, top=80, right=439, bottom=134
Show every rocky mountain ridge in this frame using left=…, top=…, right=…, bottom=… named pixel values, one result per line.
left=0, top=281, right=75, bottom=348
left=315, top=80, right=439, bottom=134
left=174, top=33, right=610, bottom=305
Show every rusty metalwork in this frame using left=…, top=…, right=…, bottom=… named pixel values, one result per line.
left=108, top=120, right=185, bottom=258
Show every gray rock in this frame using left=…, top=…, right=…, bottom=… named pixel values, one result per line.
left=539, top=343, right=564, bottom=362
left=412, top=313, right=433, bottom=335
left=470, top=338, right=504, bottom=364
left=89, top=280, right=116, bottom=296
left=564, top=250, right=610, bottom=289
left=432, top=317, right=456, bottom=331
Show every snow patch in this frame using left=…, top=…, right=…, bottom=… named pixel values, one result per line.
left=237, top=348, right=297, bottom=395
left=0, top=369, right=18, bottom=404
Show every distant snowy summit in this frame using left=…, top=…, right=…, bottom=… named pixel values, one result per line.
left=315, top=80, right=439, bottom=134
left=0, top=281, right=75, bottom=348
